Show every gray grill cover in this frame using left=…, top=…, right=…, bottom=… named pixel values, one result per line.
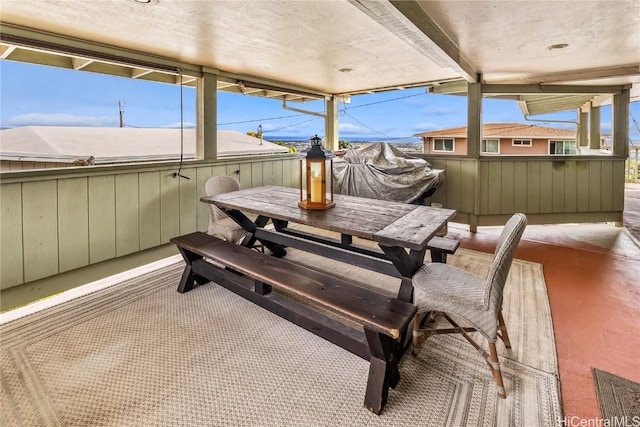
left=332, top=142, right=444, bottom=203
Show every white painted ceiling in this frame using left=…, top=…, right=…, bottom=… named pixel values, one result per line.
left=1, top=0, right=639, bottom=111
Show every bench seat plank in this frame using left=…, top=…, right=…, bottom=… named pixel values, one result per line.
left=171, top=232, right=415, bottom=340
left=427, top=236, right=460, bottom=254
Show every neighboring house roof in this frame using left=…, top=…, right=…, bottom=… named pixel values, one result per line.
left=0, top=127, right=289, bottom=163
left=414, top=123, right=576, bottom=139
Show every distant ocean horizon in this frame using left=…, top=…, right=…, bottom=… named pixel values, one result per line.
left=262, top=135, right=421, bottom=144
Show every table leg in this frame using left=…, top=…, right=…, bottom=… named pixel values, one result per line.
left=363, top=328, right=400, bottom=415
left=224, top=210, right=287, bottom=257
left=378, top=245, right=426, bottom=302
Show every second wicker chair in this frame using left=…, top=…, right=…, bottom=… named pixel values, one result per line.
left=411, top=213, right=527, bottom=398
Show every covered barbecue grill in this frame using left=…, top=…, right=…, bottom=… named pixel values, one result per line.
left=332, top=142, right=444, bottom=204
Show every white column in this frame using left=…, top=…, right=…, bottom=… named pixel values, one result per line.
left=589, top=104, right=601, bottom=150
left=612, top=88, right=630, bottom=157
left=324, top=96, right=339, bottom=151
left=467, top=82, right=482, bottom=158
left=200, top=72, right=218, bottom=160
left=578, top=110, right=589, bottom=147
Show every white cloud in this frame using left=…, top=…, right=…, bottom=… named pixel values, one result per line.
left=5, top=113, right=118, bottom=127
left=338, top=123, right=376, bottom=135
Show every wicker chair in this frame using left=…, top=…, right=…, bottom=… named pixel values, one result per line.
left=204, top=175, right=248, bottom=244
left=411, top=213, right=527, bottom=398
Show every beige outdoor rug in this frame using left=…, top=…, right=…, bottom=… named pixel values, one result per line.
left=1, top=249, right=562, bottom=426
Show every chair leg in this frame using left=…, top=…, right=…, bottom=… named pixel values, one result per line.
left=443, top=314, right=507, bottom=398
left=497, top=312, right=512, bottom=349
left=488, top=342, right=506, bottom=398
left=412, top=315, right=423, bottom=355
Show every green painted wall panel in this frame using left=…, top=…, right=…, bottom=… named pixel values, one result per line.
left=564, top=161, right=577, bottom=213
left=479, top=162, right=489, bottom=214
left=460, top=160, right=476, bottom=213
left=212, top=165, right=228, bottom=179
left=588, top=161, right=602, bottom=211
left=251, top=162, right=263, bottom=188
left=526, top=161, right=540, bottom=213
left=539, top=162, right=553, bottom=213
left=178, top=168, right=197, bottom=235
left=139, top=171, right=162, bottom=250
left=552, top=162, right=565, bottom=213
left=237, top=164, right=251, bottom=189
left=274, top=160, right=284, bottom=187
left=263, top=161, right=275, bottom=186
left=500, top=162, right=515, bottom=214
left=513, top=161, right=528, bottom=213
left=88, top=175, right=116, bottom=263
left=487, top=162, right=502, bottom=214
left=612, top=160, right=625, bottom=210
left=600, top=161, right=613, bottom=211
left=442, top=160, right=460, bottom=210
left=0, top=183, right=24, bottom=288
left=115, top=173, right=140, bottom=257
left=195, top=167, right=212, bottom=233
left=22, top=181, right=59, bottom=282
left=576, top=161, right=590, bottom=212
left=160, top=170, right=181, bottom=243
left=283, top=158, right=295, bottom=188
left=58, top=178, right=89, bottom=273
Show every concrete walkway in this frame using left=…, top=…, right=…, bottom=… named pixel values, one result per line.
left=624, top=182, right=640, bottom=247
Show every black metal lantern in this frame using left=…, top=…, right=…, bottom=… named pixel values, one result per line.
left=298, top=135, right=335, bottom=210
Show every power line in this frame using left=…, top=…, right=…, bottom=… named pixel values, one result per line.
left=219, top=113, right=304, bottom=126
left=263, top=117, right=319, bottom=133
left=342, top=110, right=395, bottom=139
left=345, top=92, right=424, bottom=110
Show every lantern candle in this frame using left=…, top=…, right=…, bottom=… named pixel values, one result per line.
left=310, top=175, right=322, bottom=202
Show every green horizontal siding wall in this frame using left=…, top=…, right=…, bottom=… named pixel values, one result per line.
left=478, top=158, right=625, bottom=215
left=426, top=158, right=477, bottom=215
left=424, top=156, right=625, bottom=226
left=0, top=157, right=298, bottom=289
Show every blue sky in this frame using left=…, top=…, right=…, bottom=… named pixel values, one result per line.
left=2, top=60, right=639, bottom=142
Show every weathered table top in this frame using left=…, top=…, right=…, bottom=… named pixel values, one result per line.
left=202, top=185, right=456, bottom=251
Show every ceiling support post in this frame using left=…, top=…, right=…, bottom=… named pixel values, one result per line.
left=578, top=110, right=589, bottom=147
left=325, top=96, right=339, bottom=152
left=612, top=88, right=630, bottom=157
left=467, top=82, right=482, bottom=159
left=589, top=103, right=601, bottom=150
left=200, top=72, right=218, bottom=160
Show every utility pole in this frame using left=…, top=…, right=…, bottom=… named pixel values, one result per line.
left=118, top=100, right=126, bottom=128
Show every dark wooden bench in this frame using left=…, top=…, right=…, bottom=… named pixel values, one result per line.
left=426, top=236, right=460, bottom=263
left=171, top=232, right=417, bottom=415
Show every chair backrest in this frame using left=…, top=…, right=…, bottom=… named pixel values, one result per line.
left=482, top=213, right=528, bottom=311
left=204, top=175, right=240, bottom=221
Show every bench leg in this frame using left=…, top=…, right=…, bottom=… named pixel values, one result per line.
left=177, top=265, right=196, bottom=293
left=254, top=280, right=272, bottom=295
left=175, top=247, right=208, bottom=293
left=363, top=328, right=400, bottom=415
left=430, top=250, right=447, bottom=263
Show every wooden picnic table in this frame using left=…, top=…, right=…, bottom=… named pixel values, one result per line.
left=202, top=185, right=456, bottom=302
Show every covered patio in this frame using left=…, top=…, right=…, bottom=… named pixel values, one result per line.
left=1, top=1, right=639, bottom=425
